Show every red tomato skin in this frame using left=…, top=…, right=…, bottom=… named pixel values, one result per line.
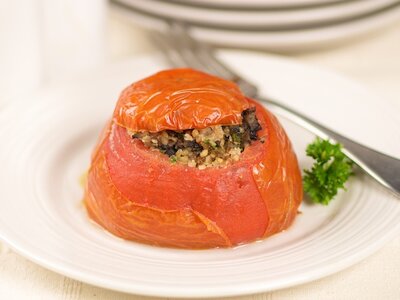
left=84, top=98, right=302, bottom=248
left=84, top=69, right=302, bottom=249
left=114, top=68, right=250, bottom=132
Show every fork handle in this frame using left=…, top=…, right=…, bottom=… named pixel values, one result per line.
left=260, top=97, right=400, bottom=198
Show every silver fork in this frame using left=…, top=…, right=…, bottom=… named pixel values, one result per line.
left=151, top=23, right=400, bottom=198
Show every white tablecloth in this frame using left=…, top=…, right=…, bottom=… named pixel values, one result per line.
left=1, top=14, right=400, bottom=300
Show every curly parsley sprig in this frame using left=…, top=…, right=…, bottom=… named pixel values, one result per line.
left=303, top=138, right=354, bottom=205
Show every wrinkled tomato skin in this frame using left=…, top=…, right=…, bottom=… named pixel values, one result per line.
left=84, top=69, right=302, bottom=249
left=114, top=68, right=250, bottom=132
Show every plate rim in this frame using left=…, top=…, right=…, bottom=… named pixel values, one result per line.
left=112, top=0, right=400, bottom=29
left=110, top=1, right=400, bottom=50
left=161, top=0, right=349, bottom=9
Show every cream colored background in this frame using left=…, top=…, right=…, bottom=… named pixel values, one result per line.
left=1, top=13, right=400, bottom=300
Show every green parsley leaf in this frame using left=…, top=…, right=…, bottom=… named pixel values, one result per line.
left=169, top=155, right=177, bottom=163
left=303, top=138, right=353, bottom=205
left=231, top=132, right=241, bottom=144
left=204, top=139, right=217, bottom=148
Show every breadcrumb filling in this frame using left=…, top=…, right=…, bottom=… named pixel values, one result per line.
left=129, top=108, right=262, bottom=169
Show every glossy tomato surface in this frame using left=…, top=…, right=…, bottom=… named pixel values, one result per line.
left=84, top=69, right=302, bottom=249
left=114, top=69, right=250, bottom=132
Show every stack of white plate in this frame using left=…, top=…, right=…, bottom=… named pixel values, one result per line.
left=111, top=0, right=400, bottom=52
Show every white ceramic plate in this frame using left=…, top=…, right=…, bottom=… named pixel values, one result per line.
left=116, top=0, right=399, bottom=29
left=112, top=2, right=400, bottom=52
left=1, top=51, right=400, bottom=298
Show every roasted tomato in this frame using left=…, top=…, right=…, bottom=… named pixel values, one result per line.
left=84, top=69, right=302, bottom=249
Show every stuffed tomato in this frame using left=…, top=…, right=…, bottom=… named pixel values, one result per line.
left=84, top=69, right=302, bottom=249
